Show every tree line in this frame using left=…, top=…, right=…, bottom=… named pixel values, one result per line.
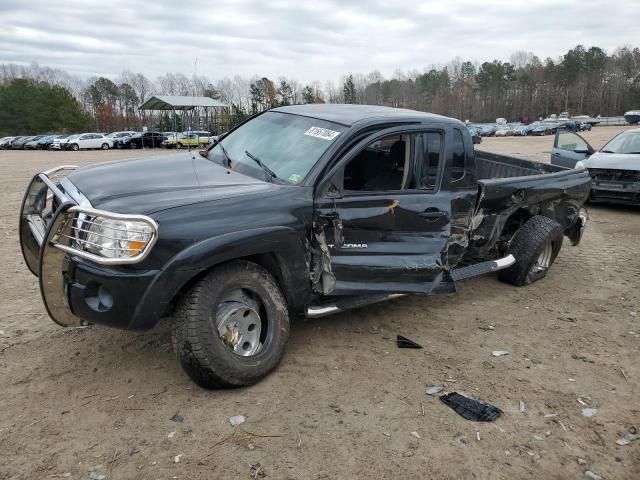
left=0, top=44, right=639, bottom=136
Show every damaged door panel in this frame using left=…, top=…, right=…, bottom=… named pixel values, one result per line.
left=312, top=126, right=455, bottom=295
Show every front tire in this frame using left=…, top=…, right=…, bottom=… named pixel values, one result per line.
left=174, top=260, right=290, bottom=389
left=101, top=143, right=109, bottom=150
left=130, top=142, right=138, bottom=149
left=499, top=215, right=563, bottom=286
left=71, top=143, right=79, bottom=151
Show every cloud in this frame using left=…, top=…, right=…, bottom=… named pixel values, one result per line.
left=0, top=0, right=637, bottom=82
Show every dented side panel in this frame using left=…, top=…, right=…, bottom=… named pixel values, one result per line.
left=465, top=166, right=591, bottom=262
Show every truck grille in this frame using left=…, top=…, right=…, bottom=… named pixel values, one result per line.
left=589, top=169, right=640, bottom=182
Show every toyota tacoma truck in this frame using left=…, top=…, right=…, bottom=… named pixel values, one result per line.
left=20, top=105, right=590, bottom=389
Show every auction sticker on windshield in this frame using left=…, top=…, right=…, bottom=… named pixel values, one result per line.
left=304, top=126, right=341, bottom=141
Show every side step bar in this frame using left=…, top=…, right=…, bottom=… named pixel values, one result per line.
left=450, top=254, right=515, bottom=281
left=305, top=255, right=515, bottom=319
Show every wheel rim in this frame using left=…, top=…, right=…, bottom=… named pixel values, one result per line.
left=533, top=242, right=552, bottom=273
left=214, top=290, right=265, bottom=357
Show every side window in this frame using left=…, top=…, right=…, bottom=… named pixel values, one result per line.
left=343, top=134, right=411, bottom=192
left=419, top=132, right=442, bottom=190
left=451, top=129, right=466, bottom=182
left=557, top=132, right=588, bottom=151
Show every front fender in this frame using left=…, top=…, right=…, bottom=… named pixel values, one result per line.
left=129, top=226, right=310, bottom=329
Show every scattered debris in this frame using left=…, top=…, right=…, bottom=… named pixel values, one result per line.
left=402, top=451, right=414, bottom=458
left=170, top=413, right=184, bottom=423
left=616, top=433, right=640, bottom=446
left=426, top=386, right=443, bottom=396
left=440, top=392, right=502, bottom=422
left=584, top=471, right=603, bottom=480
left=533, top=434, right=544, bottom=441
left=620, top=368, right=629, bottom=381
left=476, top=431, right=481, bottom=441
left=174, top=454, right=182, bottom=463
left=410, top=431, right=421, bottom=439
left=478, top=325, right=495, bottom=331
left=228, top=415, right=246, bottom=427
left=89, top=473, right=106, bottom=480
left=582, top=408, right=597, bottom=418
left=630, top=311, right=637, bottom=317
left=328, top=403, right=342, bottom=413
left=572, top=353, right=595, bottom=364
left=544, top=413, right=558, bottom=418
left=491, top=351, right=509, bottom=357
left=167, top=431, right=176, bottom=439
left=48, top=474, right=71, bottom=479
left=383, top=432, right=391, bottom=438
left=250, top=462, right=266, bottom=479
left=183, top=426, right=193, bottom=434
left=397, top=335, right=423, bottom=349
left=577, top=458, right=587, bottom=465
left=519, top=400, right=526, bottom=415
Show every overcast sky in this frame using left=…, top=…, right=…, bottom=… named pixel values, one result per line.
left=0, top=0, right=637, bottom=83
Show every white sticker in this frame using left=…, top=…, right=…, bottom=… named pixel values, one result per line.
left=304, top=126, right=341, bottom=141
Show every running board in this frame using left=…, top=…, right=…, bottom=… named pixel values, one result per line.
left=306, top=294, right=407, bottom=318
left=304, top=255, right=515, bottom=319
left=450, top=254, right=515, bottom=281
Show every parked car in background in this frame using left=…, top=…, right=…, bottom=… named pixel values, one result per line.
left=163, top=132, right=211, bottom=149
left=11, top=136, right=34, bottom=149
left=107, top=131, right=136, bottom=142
left=623, top=110, right=640, bottom=125
left=0, top=136, right=16, bottom=148
left=25, top=135, right=48, bottom=150
left=579, top=122, right=592, bottom=132
left=38, top=135, right=67, bottom=150
left=494, top=125, right=513, bottom=137
left=54, top=134, right=78, bottom=150
left=119, top=131, right=165, bottom=149
left=479, top=125, right=496, bottom=137
left=512, top=125, right=528, bottom=136
left=530, top=123, right=554, bottom=136
left=66, top=133, right=113, bottom=151
left=551, top=128, right=640, bottom=205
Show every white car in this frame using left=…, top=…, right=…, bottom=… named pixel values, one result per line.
left=0, top=136, right=16, bottom=149
left=53, top=134, right=79, bottom=150
left=66, top=133, right=113, bottom=151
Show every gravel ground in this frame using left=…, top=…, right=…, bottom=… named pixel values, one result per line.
left=0, top=132, right=638, bottom=480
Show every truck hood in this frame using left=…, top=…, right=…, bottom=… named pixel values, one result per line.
left=66, top=152, right=278, bottom=214
left=584, top=152, right=640, bottom=171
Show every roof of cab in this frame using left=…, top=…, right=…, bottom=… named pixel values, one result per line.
left=271, top=104, right=460, bottom=127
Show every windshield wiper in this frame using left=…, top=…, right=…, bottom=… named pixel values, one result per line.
left=601, top=150, right=615, bottom=153
left=245, top=150, right=277, bottom=180
left=210, top=138, right=232, bottom=167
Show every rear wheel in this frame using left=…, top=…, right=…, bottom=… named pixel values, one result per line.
left=176, top=143, right=183, bottom=149
left=499, top=215, right=563, bottom=286
left=130, top=142, right=138, bottom=149
left=173, top=260, right=290, bottom=389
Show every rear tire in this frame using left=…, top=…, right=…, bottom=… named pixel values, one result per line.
left=499, top=215, right=563, bottom=286
left=173, top=260, right=290, bottom=389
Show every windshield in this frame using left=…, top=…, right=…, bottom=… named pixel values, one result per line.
left=601, top=132, right=640, bottom=154
left=208, top=111, right=346, bottom=184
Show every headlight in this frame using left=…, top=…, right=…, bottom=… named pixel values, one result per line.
left=83, top=216, right=155, bottom=259
left=575, top=161, right=585, bottom=170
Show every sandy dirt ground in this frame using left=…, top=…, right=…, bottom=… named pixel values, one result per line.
left=0, top=131, right=638, bottom=480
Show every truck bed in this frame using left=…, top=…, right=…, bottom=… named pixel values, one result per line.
left=475, top=151, right=563, bottom=180
left=465, top=150, right=591, bottom=262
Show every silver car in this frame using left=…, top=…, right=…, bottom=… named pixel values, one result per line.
left=551, top=128, right=640, bottom=205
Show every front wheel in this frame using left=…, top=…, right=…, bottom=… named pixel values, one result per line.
left=130, top=142, right=138, bottom=149
left=176, top=143, right=183, bottom=149
left=173, top=260, right=290, bottom=389
left=71, top=143, right=79, bottom=151
left=499, top=215, right=563, bottom=286
left=101, top=143, right=109, bottom=150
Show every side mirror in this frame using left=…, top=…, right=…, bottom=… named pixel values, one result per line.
left=198, top=149, right=208, bottom=158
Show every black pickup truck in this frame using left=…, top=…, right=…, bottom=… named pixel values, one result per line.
left=20, top=105, right=590, bottom=388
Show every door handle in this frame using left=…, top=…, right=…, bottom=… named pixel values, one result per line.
left=419, top=208, right=446, bottom=221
